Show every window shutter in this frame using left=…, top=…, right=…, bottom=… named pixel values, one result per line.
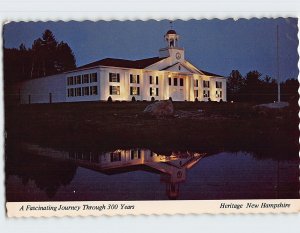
left=156, top=88, right=158, bottom=96
left=117, top=73, right=120, bottom=82
left=150, top=87, right=152, bottom=96
left=110, top=86, right=112, bottom=95
left=137, top=75, right=140, bottom=84
left=137, top=87, right=140, bottom=95
left=156, top=76, right=158, bottom=85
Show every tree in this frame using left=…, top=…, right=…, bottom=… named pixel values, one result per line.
left=4, top=29, right=77, bottom=104
left=227, top=70, right=244, bottom=101
left=56, top=42, right=76, bottom=72
left=281, top=78, right=299, bottom=103
left=242, top=70, right=263, bottom=102
left=30, top=29, right=76, bottom=78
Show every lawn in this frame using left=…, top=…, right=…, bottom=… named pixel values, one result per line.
left=5, top=101, right=299, bottom=159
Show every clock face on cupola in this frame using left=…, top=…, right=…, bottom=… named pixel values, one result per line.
left=158, top=23, right=185, bottom=62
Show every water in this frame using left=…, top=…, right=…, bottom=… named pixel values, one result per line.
left=5, top=142, right=299, bottom=201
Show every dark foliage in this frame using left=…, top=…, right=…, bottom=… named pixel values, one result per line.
left=107, top=96, right=113, bottom=102
left=4, top=29, right=76, bottom=86
left=227, top=70, right=298, bottom=103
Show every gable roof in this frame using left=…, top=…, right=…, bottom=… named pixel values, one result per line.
left=76, top=57, right=166, bottom=70
left=160, top=62, right=195, bottom=73
left=199, top=69, right=223, bottom=77
left=184, top=60, right=223, bottom=77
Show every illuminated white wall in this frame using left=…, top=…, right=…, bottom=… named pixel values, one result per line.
left=20, top=74, right=66, bottom=104
left=20, top=64, right=227, bottom=104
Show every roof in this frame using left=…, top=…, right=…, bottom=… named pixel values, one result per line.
left=76, top=57, right=166, bottom=70
left=161, top=61, right=223, bottom=77
left=199, top=69, right=223, bottom=77
left=184, top=59, right=223, bottom=77
left=72, top=56, right=223, bottom=77
left=166, top=29, right=177, bottom=34
left=160, top=62, right=194, bottom=73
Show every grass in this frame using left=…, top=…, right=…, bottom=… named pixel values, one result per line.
left=5, top=101, right=299, bottom=160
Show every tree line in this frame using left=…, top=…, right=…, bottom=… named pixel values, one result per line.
left=227, top=70, right=298, bottom=103
left=4, top=29, right=76, bottom=86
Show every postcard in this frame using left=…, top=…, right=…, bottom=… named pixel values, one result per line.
left=3, top=18, right=299, bottom=217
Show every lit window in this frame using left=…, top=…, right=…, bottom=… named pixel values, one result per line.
left=110, top=86, right=120, bottom=95
left=76, top=75, right=81, bottom=84
left=70, top=88, right=74, bottom=97
left=90, top=73, right=97, bottom=82
left=203, top=80, right=210, bottom=88
left=90, top=86, right=98, bottom=95
left=203, top=90, right=210, bottom=98
left=110, top=151, right=121, bottom=162
left=150, top=87, right=155, bottom=96
left=109, top=73, right=120, bottom=82
left=174, top=78, right=178, bottom=86
left=76, top=87, right=81, bottom=96
left=194, top=79, right=198, bottom=87
left=83, top=74, right=89, bottom=83
left=67, top=76, right=74, bottom=85
left=180, top=78, right=184, bottom=86
left=130, top=74, right=140, bottom=84
left=194, top=90, right=198, bottom=98
left=216, top=81, right=222, bottom=88
left=130, top=150, right=141, bottom=160
left=130, top=86, right=140, bottom=95
left=83, top=86, right=90, bottom=96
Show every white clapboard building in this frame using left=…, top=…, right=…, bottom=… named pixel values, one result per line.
left=20, top=29, right=227, bottom=104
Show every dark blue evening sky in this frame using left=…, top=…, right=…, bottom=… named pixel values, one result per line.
left=3, top=19, right=299, bottom=80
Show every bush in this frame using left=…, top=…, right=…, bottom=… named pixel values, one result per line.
left=208, top=98, right=211, bottom=102
left=169, top=97, right=173, bottom=102
left=131, top=96, right=136, bottom=102
left=195, top=98, right=199, bottom=102
left=107, top=96, right=112, bottom=102
left=151, top=97, right=155, bottom=102
left=219, top=99, right=223, bottom=103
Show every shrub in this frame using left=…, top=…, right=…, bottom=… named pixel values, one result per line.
left=151, top=97, right=155, bottom=102
left=195, top=98, right=199, bottom=102
left=168, top=97, right=173, bottom=102
left=131, top=96, right=136, bottom=102
left=107, top=96, right=112, bottom=102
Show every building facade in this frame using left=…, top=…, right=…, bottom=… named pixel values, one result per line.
left=20, top=29, right=227, bottom=104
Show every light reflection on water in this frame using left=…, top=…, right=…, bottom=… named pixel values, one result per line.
left=5, top=143, right=300, bottom=201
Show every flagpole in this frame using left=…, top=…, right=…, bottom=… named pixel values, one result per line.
left=277, top=25, right=281, bottom=102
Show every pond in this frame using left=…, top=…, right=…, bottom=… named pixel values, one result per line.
left=5, top=142, right=299, bottom=201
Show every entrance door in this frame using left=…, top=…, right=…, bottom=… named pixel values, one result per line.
left=168, top=76, right=185, bottom=101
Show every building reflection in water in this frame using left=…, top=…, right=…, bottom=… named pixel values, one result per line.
left=68, top=149, right=206, bottom=199
left=22, top=143, right=206, bottom=199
